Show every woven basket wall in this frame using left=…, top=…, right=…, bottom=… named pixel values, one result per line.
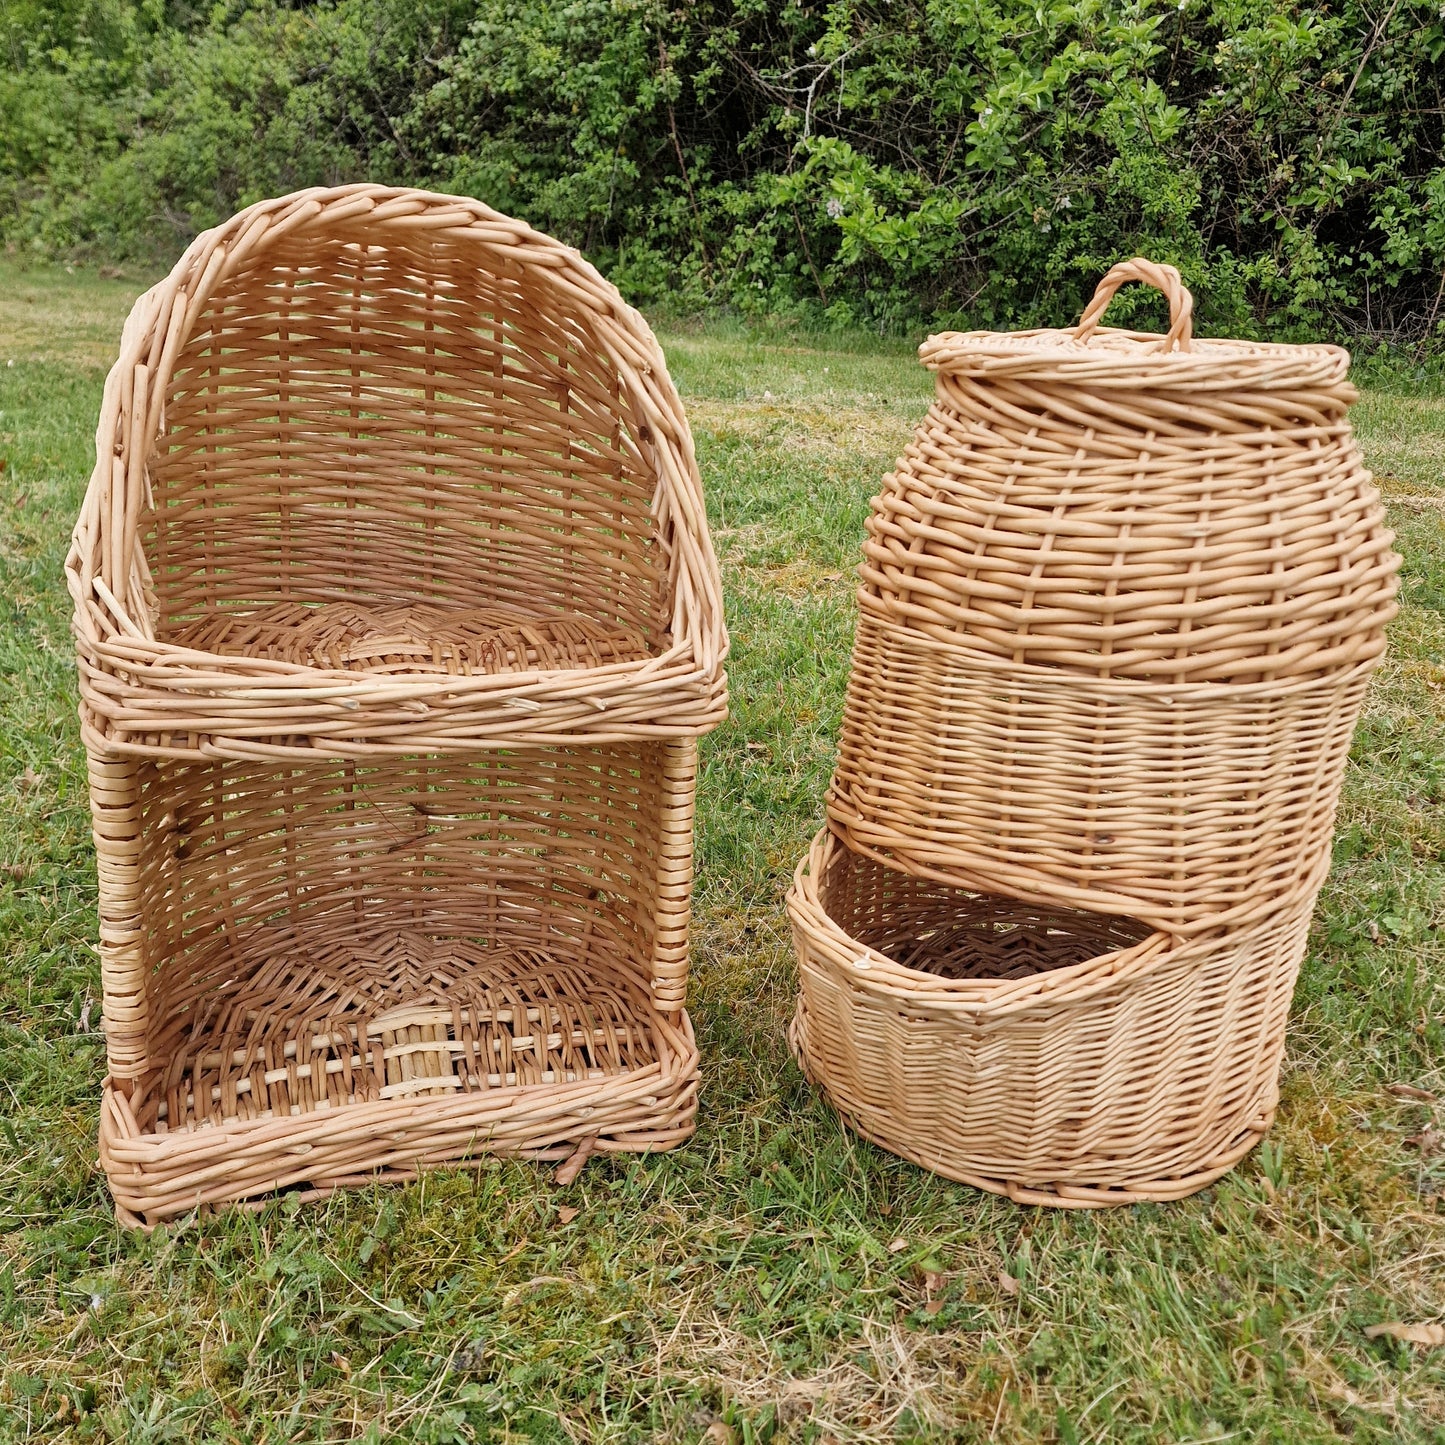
left=67, top=184, right=727, bottom=759
left=828, top=260, right=1399, bottom=933
left=95, top=742, right=700, bottom=1226
left=788, top=828, right=1316, bottom=1206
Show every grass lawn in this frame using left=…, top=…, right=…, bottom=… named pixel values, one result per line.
left=1, top=257, right=1442, bottom=1444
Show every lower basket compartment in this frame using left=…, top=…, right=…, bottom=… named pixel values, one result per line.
left=787, top=828, right=1315, bottom=1206
left=100, top=928, right=697, bottom=1227
left=91, top=745, right=699, bottom=1225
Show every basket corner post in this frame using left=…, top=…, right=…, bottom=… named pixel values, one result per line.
left=650, top=737, right=699, bottom=1013
left=85, top=750, right=150, bottom=1089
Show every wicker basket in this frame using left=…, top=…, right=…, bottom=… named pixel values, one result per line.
left=73, top=187, right=726, bottom=1224
left=788, top=828, right=1318, bottom=1206
left=828, top=260, right=1399, bottom=933
left=66, top=184, right=726, bottom=759
left=95, top=742, right=700, bottom=1226
left=792, top=261, right=1396, bottom=1203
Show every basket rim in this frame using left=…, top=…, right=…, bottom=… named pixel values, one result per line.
left=82, top=627, right=711, bottom=697
left=787, top=827, right=1178, bottom=1015
left=104, top=1003, right=697, bottom=1159
left=920, top=326, right=1353, bottom=391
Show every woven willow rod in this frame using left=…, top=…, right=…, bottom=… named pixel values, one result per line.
left=96, top=741, right=702, bottom=1226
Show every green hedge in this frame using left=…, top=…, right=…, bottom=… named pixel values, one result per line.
left=5, top=0, right=1445, bottom=339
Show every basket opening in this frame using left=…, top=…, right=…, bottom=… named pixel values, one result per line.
left=124, top=750, right=672, bottom=1134
left=820, top=843, right=1152, bottom=982
left=147, top=233, right=669, bottom=666
left=165, top=600, right=651, bottom=677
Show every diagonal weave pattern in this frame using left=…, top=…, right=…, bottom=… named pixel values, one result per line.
left=817, top=867, right=1152, bottom=982
left=141, top=935, right=663, bottom=1135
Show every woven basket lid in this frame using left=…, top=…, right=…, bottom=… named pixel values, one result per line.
left=920, top=259, right=1352, bottom=392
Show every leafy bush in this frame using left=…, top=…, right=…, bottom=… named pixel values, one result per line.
left=4, top=0, right=1445, bottom=341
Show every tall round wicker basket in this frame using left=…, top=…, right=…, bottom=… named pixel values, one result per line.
left=792, top=260, right=1400, bottom=1204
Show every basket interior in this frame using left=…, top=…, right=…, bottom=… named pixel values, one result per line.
left=147, top=229, right=669, bottom=667
left=819, top=841, right=1152, bottom=981
left=125, top=749, right=671, bottom=1133
left=136, top=927, right=663, bottom=1136
left=167, top=600, right=651, bottom=677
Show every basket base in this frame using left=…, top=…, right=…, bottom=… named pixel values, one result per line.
left=788, top=1001, right=1270, bottom=1209
left=100, top=928, right=698, bottom=1227
left=167, top=600, right=652, bottom=677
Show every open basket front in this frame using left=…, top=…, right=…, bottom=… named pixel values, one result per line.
left=94, top=742, right=700, bottom=1227
left=67, top=185, right=727, bottom=760
left=829, top=260, right=1400, bottom=934
left=787, top=828, right=1320, bottom=1206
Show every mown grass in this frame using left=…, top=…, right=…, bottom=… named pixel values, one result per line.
left=0, top=260, right=1442, bottom=1444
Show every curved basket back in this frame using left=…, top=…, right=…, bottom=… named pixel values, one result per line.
left=72, top=186, right=721, bottom=666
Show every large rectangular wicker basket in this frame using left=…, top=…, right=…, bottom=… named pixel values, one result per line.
left=71, top=186, right=726, bottom=1224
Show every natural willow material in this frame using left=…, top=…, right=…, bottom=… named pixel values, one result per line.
left=788, top=829, right=1316, bottom=1206
left=67, top=184, right=727, bottom=759
left=795, top=261, right=1399, bottom=1203
left=74, top=187, right=725, bottom=1225
left=96, top=745, right=700, bottom=1226
left=829, top=259, right=1399, bottom=931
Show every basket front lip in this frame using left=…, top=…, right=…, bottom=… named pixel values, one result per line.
left=74, top=633, right=729, bottom=756
left=79, top=627, right=726, bottom=700
left=101, top=1041, right=698, bottom=1167
left=919, top=327, right=1353, bottom=391
left=786, top=827, right=1178, bottom=1015
left=98, top=1002, right=700, bottom=1222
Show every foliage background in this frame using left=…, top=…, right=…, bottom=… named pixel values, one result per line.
left=6, top=0, right=1445, bottom=340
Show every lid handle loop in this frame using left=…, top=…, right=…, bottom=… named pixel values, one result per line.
left=1072, top=259, right=1194, bottom=353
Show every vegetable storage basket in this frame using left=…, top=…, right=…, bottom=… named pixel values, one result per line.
left=788, top=829, right=1318, bottom=1206
left=792, top=261, right=1398, bottom=1203
left=828, top=260, right=1399, bottom=934
left=67, top=184, right=726, bottom=759
left=95, top=744, right=700, bottom=1226
left=71, top=187, right=726, bottom=1225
